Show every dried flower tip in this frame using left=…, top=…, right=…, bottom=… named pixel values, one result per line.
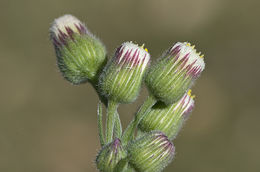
left=50, top=14, right=88, bottom=46
left=169, top=42, right=205, bottom=77
left=114, top=42, right=150, bottom=72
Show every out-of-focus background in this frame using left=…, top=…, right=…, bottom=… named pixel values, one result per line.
left=1, top=0, right=259, bottom=171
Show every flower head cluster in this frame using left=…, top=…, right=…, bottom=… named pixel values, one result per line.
left=49, top=14, right=206, bottom=172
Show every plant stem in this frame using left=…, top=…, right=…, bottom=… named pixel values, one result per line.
left=90, top=79, right=122, bottom=143
left=106, top=100, right=119, bottom=143
left=97, top=101, right=105, bottom=147
left=90, top=79, right=108, bottom=147
left=114, top=110, right=122, bottom=138
left=122, top=95, right=157, bottom=145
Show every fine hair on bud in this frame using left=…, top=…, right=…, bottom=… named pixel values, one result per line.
left=99, top=41, right=150, bottom=103
left=96, top=138, right=127, bottom=172
left=127, top=131, right=175, bottom=172
left=50, top=14, right=107, bottom=85
left=146, top=42, right=205, bottom=104
left=138, top=90, right=195, bottom=140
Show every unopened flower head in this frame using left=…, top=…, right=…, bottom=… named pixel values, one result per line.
left=99, top=42, right=150, bottom=103
left=146, top=42, right=205, bottom=104
left=138, top=90, right=195, bottom=140
left=50, top=14, right=106, bottom=85
left=96, top=138, right=127, bottom=172
left=127, top=131, right=174, bottom=172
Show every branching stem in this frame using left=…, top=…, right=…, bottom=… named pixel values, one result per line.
left=122, top=95, right=157, bottom=145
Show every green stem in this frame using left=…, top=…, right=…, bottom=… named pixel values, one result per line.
left=90, top=79, right=108, bottom=147
left=90, top=79, right=122, bottom=143
left=97, top=101, right=105, bottom=146
left=122, top=95, right=157, bottom=145
left=106, top=100, right=119, bottom=143
left=114, top=111, right=122, bottom=139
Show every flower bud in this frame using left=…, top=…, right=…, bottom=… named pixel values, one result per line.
left=127, top=131, right=174, bottom=172
left=96, top=138, right=127, bottom=172
left=99, top=42, right=150, bottom=103
left=50, top=14, right=106, bottom=84
left=146, top=42, right=205, bottom=104
left=138, top=90, right=195, bottom=140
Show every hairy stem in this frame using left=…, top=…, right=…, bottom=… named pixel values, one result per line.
left=114, top=111, right=122, bottom=139
left=97, top=101, right=105, bottom=146
left=122, top=95, right=157, bottom=145
left=106, top=100, right=119, bottom=143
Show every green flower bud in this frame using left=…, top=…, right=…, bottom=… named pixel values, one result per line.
left=99, top=42, right=150, bottom=103
left=96, top=138, right=127, bottom=172
left=138, top=90, right=195, bottom=140
left=146, top=42, right=205, bottom=104
left=50, top=14, right=106, bottom=85
left=127, top=131, right=174, bottom=172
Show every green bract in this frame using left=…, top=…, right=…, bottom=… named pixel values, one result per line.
left=99, top=42, right=150, bottom=103
left=146, top=42, right=205, bottom=104
left=138, top=90, right=195, bottom=140
left=50, top=14, right=106, bottom=85
left=127, top=131, right=174, bottom=172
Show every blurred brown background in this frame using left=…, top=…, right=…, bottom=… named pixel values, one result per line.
left=0, top=0, right=259, bottom=171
